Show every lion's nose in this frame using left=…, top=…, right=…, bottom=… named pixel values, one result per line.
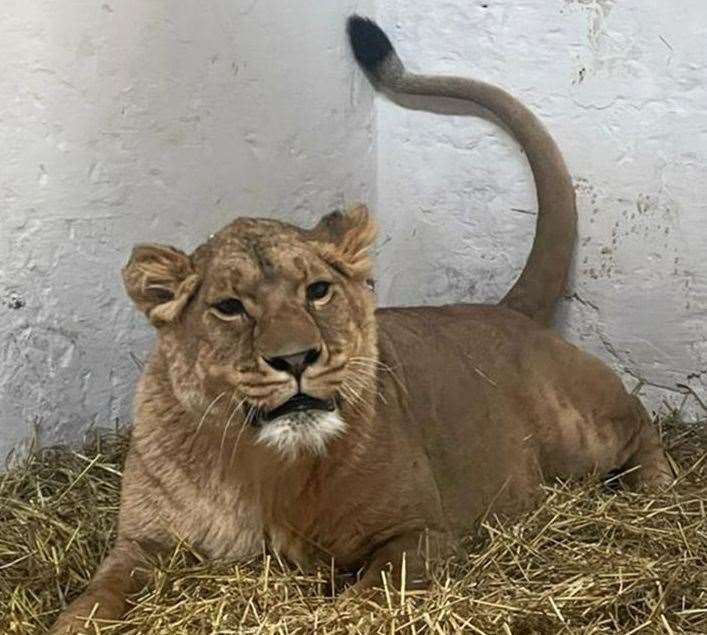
left=264, top=348, right=321, bottom=378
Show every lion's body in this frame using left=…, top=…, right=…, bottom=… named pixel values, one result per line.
left=50, top=16, right=671, bottom=634
left=376, top=305, right=665, bottom=527
left=113, top=304, right=664, bottom=575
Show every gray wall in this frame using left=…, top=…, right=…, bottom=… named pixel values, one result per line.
left=2, top=1, right=705, bottom=463
left=0, top=0, right=375, bottom=462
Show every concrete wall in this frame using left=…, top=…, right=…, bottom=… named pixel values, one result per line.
left=2, top=1, right=705, bottom=462
left=0, top=0, right=375, bottom=462
left=375, top=0, right=706, bottom=415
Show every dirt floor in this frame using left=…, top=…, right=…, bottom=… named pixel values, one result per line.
left=1, top=411, right=705, bottom=634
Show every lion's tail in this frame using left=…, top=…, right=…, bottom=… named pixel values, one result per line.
left=347, top=16, right=576, bottom=327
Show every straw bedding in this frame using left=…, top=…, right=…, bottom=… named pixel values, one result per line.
left=1, top=412, right=705, bottom=634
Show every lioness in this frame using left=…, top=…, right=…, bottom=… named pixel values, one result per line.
left=51, top=16, right=671, bottom=633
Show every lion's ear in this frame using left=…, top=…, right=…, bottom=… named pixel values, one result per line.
left=122, top=243, right=200, bottom=327
left=310, top=204, right=377, bottom=279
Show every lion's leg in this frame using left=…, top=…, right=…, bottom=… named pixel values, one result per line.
left=342, top=530, right=449, bottom=600
left=618, top=397, right=673, bottom=490
left=49, top=537, right=163, bottom=634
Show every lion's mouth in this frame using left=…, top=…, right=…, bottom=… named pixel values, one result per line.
left=261, top=393, right=336, bottom=423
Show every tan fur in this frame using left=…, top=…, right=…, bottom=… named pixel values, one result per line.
left=50, top=210, right=671, bottom=633
left=50, top=23, right=671, bottom=633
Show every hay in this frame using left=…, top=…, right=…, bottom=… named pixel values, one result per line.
left=1, top=413, right=705, bottom=634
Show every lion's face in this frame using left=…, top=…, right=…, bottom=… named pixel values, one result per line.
left=123, top=206, right=378, bottom=459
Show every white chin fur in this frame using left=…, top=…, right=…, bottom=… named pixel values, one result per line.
left=255, top=410, right=346, bottom=460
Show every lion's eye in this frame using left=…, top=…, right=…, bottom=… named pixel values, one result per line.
left=306, top=281, right=331, bottom=302
left=211, top=297, right=246, bottom=319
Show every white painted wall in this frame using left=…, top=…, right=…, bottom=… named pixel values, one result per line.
left=0, top=0, right=375, bottom=462
left=375, top=0, right=706, bottom=415
left=2, top=1, right=705, bottom=462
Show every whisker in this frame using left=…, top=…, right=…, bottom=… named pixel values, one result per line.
left=227, top=399, right=252, bottom=466
left=337, top=384, right=366, bottom=417
left=346, top=364, right=379, bottom=375
left=218, top=396, right=248, bottom=464
left=339, top=380, right=370, bottom=413
left=245, top=404, right=260, bottom=427
left=228, top=404, right=260, bottom=466
left=344, top=371, right=389, bottom=406
left=188, top=391, right=226, bottom=452
left=349, top=356, right=408, bottom=396
left=348, top=356, right=396, bottom=371
left=337, top=382, right=359, bottom=404
left=348, top=355, right=402, bottom=376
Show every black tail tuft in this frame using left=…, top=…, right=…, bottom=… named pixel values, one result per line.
left=347, top=15, right=394, bottom=75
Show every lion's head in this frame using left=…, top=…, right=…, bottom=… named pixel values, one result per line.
left=122, top=205, right=378, bottom=459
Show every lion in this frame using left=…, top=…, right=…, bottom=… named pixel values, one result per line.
left=50, top=16, right=671, bottom=633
